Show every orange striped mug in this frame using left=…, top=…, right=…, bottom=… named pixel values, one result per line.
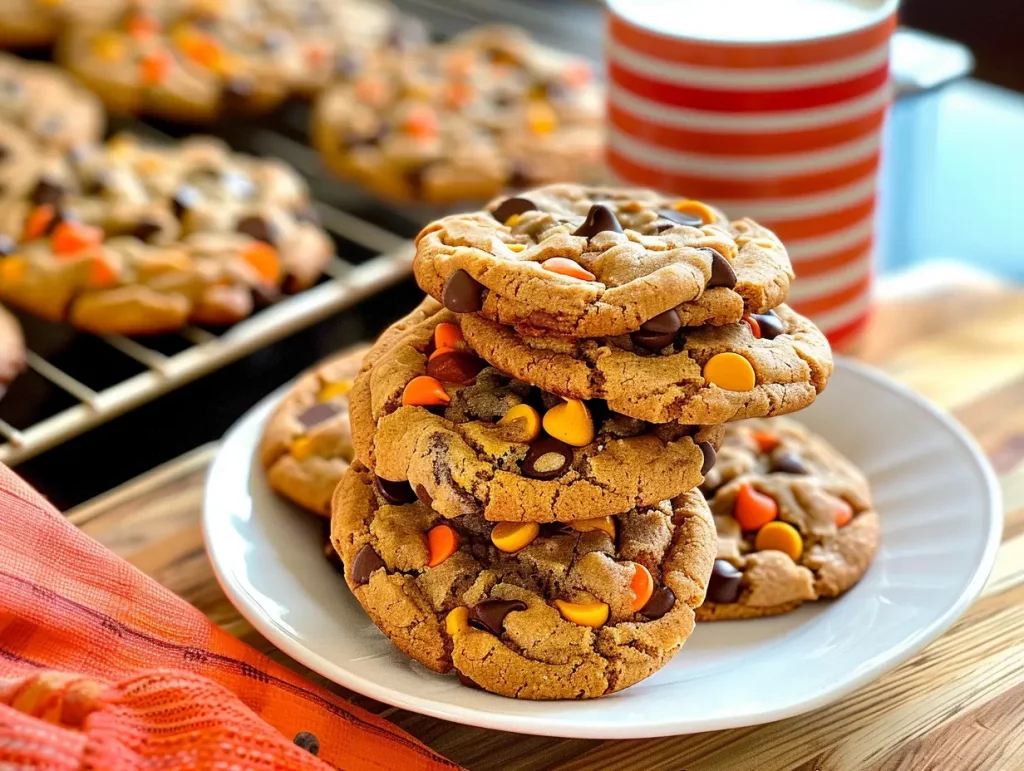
left=606, top=0, right=899, bottom=350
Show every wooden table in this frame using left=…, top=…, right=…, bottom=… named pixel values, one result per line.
left=65, top=283, right=1024, bottom=771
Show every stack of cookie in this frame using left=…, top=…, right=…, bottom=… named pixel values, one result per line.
left=330, top=183, right=837, bottom=699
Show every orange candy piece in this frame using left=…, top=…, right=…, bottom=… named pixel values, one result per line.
left=140, top=50, right=173, bottom=86
left=554, top=599, right=609, bottom=628
left=734, top=483, right=778, bottom=531
left=355, top=78, right=387, bottom=105
left=402, top=376, right=450, bottom=407
left=303, top=41, right=330, bottom=68
left=51, top=222, right=103, bottom=256
left=491, top=522, right=540, bottom=553
left=834, top=498, right=854, bottom=528
left=742, top=314, right=762, bottom=339
left=445, top=80, right=474, bottom=108
left=0, top=257, right=26, bottom=285
left=241, top=242, right=280, bottom=285
left=178, top=30, right=222, bottom=69
left=562, top=60, right=592, bottom=87
left=629, top=563, right=654, bottom=612
left=127, top=13, right=160, bottom=39
left=541, top=257, right=596, bottom=282
left=426, top=524, right=458, bottom=567
left=23, top=205, right=56, bottom=241
left=755, top=521, right=803, bottom=561
left=527, top=101, right=558, bottom=135
left=750, top=430, right=780, bottom=453
left=433, top=322, right=464, bottom=352
left=87, top=257, right=119, bottom=288
left=403, top=104, right=439, bottom=139
left=671, top=199, right=716, bottom=225
left=703, top=352, right=756, bottom=392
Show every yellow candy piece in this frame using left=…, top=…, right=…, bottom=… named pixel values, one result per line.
left=318, top=380, right=352, bottom=402
left=671, top=199, right=716, bottom=225
left=570, top=517, right=615, bottom=539
left=507, top=243, right=526, bottom=253
left=445, top=607, right=470, bottom=636
left=290, top=436, right=314, bottom=460
left=92, top=31, right=126, bottom=61
left=491, top=522, right=540, bottom=553
left=499, top=403, right=541, bottom=442
left=554, top=599, right=609, bottom=628
left=0, top=257, right=26, bottom=285
left=527, top=101, right=558, bottom=135
left=504, top=214, right=521, bottom=227
left=542, top=399, right=594, bottom=447
left=755, top=521, right=803, bottom=561
left=703, top=352, right=756, bottom=392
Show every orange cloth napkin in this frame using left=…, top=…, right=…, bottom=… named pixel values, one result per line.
left=0, top=465, right=461, bottom=770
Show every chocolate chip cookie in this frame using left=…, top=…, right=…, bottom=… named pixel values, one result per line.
left=313, top=26, right=603, bottom=203
left=348, top=298, right=723, bottom=523
left=461, top=304, right=832, bottom=424
left=696, top=418, right=878, bottom=620
left=0, top=55, right=104, bottom=152
left=331, top=462, right=717, bottom=699
left=414, top=184, right=794, bottom=338
left=0, top=133, right=333, bottom=335
left=260, top=345, right=368, bottom=517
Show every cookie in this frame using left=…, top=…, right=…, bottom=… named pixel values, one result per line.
left=349, top=298, right=723, bottom=522
left=695, top=418, right=878, bottom=620
left=414, top=184, right=794, bottom=338
left=0, top=134, right=333, bottom=335
left=313, top=26, right=603, bottom=203
left=460, top=304, right=832, bottom=424
left=260, top=344, right=369, bottom=517
left=58, top=0, right=418, bottom=122
left=0, top=0, right=120, bottom=47
left=0, top=55, right=104, bottom=152
left=331, top=463, right=717, bottom=699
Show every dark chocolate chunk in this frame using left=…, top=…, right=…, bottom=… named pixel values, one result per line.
left=706, top=249, right=737, bottom=289
left=236, top=215, right=277, bottom=244
left=491, top=196, right=536, bottom=223
left=131, top=218, right=163, bottom=243
left=468, top=599, right=527, bottom=636
left=771, top=452, right=809, bottom=475
left=753, top=311, right=786, bottom=340
left=31, top=177, right=65, bottom=206
left=293, top=732, right=320, bottom=756
left=640, top=586, right=676, bottom=619
left=442, top=269, right=484, bottom=313
left=630, top=329, right=676, bottom=351
left=522, top=437, right=574, bottom=480
left=641, top=309, right=681, bottom=335
left=572, top=204, right=623, bottom=238
left=655, top=208, right=702, bottom=228
left=698, top=441, right=716, bottom=475
left=375, top=476, right=417, bottom=505
left=506, top=163, right=532, bottom=189
left=171, top=185, right=201, bottom=219
left=296, top=402, right=340, bottom=429
left=706, top=559, right=743, bottom=604
left=350, top=544, right=384, bottom=586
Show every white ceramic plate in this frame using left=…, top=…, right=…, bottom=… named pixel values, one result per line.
left=204, top=358, right=1001, bottom=739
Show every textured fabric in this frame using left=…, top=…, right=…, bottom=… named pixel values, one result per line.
left=0, top=464, right=460, bottom=771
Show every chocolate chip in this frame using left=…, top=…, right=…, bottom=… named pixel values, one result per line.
left=698, top=441, right=716, bottom=475
left=236, top=215, right=276, bottom=245
left=250, top=283, right=281, bottom=310
left=642, top=309, right=681, bottom=335
left=31, top=178, right=65, bottom=206
left=753, top=311, right=786, bottom=340
left=771, top=452, right=808, bottom=475
left=468, top=599, right=527, bottom=636
left=172, top=185, right=201, bottom=219
left=293, top=731, right=320, bottom=756
left=706, top=249, right=737, bottom=289
left=375, top=476, right=417, bottom=505
left=415, top=484, right=433, bottom=508
left=442, top=269, right=484, bottom=313
left=640, top=586, right=676, bottom=619
left=507, top=163, right=532, bottom=189
left=491, top=196, right=536, bottom=223
left=426, top=350, right=485, bottom=386
left=572, top=204, right=623, bottom=238
left=0, top=235, right=15, bottom=256
left=630, top=329, right=676, bottom=352
left=706, top=560, right=743, bottom=604
left=655, top=208, right=702, bottom=228
left=456, top=670, right=484, bottom=690
left=131, top=219, right=163, bottom=243
left=522, top=437, right=573, bottom=480
left=297, top=402, right=339, bottom=429
left=350, top=544, right=384, bottom=586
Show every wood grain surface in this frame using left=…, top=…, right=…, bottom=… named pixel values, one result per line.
left=66, top=285, right=1024, bottom=771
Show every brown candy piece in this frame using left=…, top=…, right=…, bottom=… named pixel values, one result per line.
left=492, top=196, right=536, bottom=223
left=131, top=218, right=163, bottom=243
left=522, top=437, right=574, bottom=480
left=706, top=559, right=743, bottom=603
left=375, top=475, right=417, bottom=505
left=706, top=249, right=737, bottom=289
left=297, top=402, right=340, bottom=429
left=698, top=441, right=716, bottom=475
left=640, top=586, right=676, bottom=619
left=443, top=269, right=484, bottom=313
left=350, top=544, right=385, bottom=586
left=426, top=350, right=485, bottom=385
left=771, top=452, right=809, bottom=475
left=753, top=311, right=786, bottom=340
left=631, top=329, right=677, bottom=351
left=237, top=215, right=277, bottom=245
left=468, top=599, right=527, bottom=636
left=31, top=178, right=65, bottom=206
left=655, top=208, right=702, bottom=228
left=642, top=309, right=682, bottom=335
left=572, top=204, right=623, bottom=238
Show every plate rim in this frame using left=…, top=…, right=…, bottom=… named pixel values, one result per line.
left=203, top=356, right=1003, bottom=738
